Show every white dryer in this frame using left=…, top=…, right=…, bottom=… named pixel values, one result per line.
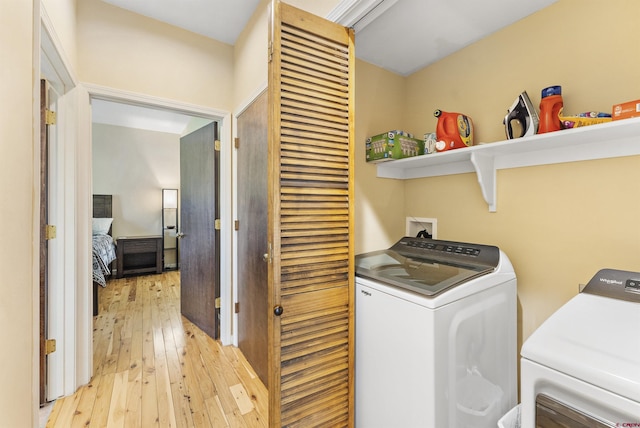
left=521, top=268, right=640, bottom=427
left=355, top=237, right=517, bottom=428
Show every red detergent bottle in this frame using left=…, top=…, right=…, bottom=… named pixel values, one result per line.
left=434, top=109, right=474, bottom=152
left=538, top=85, right=563, bottom=133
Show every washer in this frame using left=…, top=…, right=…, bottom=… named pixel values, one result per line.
left=355, top=237, right=517, bottom=428
left=520, top=268, right=640, bottom=427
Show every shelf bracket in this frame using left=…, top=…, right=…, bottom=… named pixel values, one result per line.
left=470, top=152, right=497, bottom=212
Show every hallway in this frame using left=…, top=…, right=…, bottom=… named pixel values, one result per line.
left=46, top=271, right=268, bottom=427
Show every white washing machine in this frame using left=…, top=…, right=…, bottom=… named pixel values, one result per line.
left=355, top=237, right=517, bottom=428
left=520, top=268, right=640, bottom=427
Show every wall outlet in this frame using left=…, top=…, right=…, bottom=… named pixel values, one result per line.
left=406, top=217, right=437, bottom=239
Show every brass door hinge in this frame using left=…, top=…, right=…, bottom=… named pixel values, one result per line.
left=214, top=140, right=221, bottom=151
left=45, top=339, right=56, bottom=355
left=45, top=224, right=56, bottom=240
left=234, top=220, right=239, bottom=231
left=235, top=302, right=240, bottom=314
left=214, top=219, right=221, bottom=230
left=234, top=137, right=239, bottom=149
left=215, top=297, right=221, bottom=309
left=45, top=109, right=57, bottom=125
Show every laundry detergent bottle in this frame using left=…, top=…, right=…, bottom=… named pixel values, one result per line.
left=538, top=85, right=563, bottom=133
left=434, top=109, right=474, bottom=152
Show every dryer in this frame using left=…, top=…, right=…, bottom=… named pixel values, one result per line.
left=520, top=268, right=640, bottom=427
left=355, top=237, right=517, bottom=428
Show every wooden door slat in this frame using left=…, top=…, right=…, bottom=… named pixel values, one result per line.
left=281, top=99, right=348, bottom=120
left=281, top=48, right=348, bottom=80
left=282, top=91, right=348, bottom=113
left=282, top=27, right=349, bottom=64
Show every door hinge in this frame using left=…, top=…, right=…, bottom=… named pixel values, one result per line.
left=268, top=41, right=273, bottom=62
left=235, top=302, right=240, bottom=314
left=45, top=339, right=56, bottom=355
left=234, top=220, right=239, bottom=231
left=234, top=137, right=239, bottom=149
left=215, top=297, right=221, bottom=309
left=214, top=219, right=221, bottom=230
left=265, top=242, right=273, bottom=264
left=45, top=224, right=56, bottom=240
left=45, top=109, right=56, bottom=125
left=214, top=140, right=221, bottom=151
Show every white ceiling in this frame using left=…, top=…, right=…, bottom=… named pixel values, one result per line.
left=353, top=0, right=557, bottom=76
left=100, top=0, right=262, bottom=45
left=93, top=0, right=557, bottom=131
left=92, top=99, right=196, bottom=135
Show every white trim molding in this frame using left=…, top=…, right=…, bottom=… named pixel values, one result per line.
left=327, top=0, right=398, bottom=32
left=83, top=83, right=234, bottom=346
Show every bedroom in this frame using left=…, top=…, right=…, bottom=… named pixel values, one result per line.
left=90, top=101, right=214, bottom=297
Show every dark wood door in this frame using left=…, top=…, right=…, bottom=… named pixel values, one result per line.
left=237, top=91, right=269, bottom=386
left=39, top=79, right=50, bottom=405
left=268, top=2, right=355, bottom=426
left=179, top=122, right=220, bottom=339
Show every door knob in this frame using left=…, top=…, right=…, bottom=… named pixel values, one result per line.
left=273, top=305, right=283, bottom=316
left=263, top=253, right=269, bottom=262
left=176, top=232, right=185, bottom=239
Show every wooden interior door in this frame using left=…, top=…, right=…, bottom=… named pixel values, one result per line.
left=179, top=122, right=220, bottom=339
left=237, top=91, right=269, bottom=386
left=268, top=2, right=355, bottom=426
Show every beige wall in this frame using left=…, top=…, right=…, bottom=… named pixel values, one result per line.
left=355, top=0, right=640, bottom=351
left=77, top=0, right=235, bottom=111
left=0, top=1, right=37, bottom=425
left=233, top=0, right=341, bottom=108
left=42, top=0, right=77, bottom=70
left=354, top=60, right=407, bottom=253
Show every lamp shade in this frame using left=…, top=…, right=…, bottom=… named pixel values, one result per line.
left=163, top=189, right=178, bottom=209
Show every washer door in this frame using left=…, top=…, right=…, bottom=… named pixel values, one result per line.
left=536, top=394, right=610, bottom=427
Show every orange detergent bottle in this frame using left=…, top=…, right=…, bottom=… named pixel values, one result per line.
left=538, top=85, right=563, bottom=133
left=434, top=109, right=474, bottom=152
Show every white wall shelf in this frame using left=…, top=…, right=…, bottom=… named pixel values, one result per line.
left=376, top=117, right=640, bottom=212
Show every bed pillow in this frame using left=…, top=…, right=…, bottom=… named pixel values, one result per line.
left=92, top=218, right=113, bottom=236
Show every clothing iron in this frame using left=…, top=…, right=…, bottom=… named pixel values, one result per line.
left=503, top=91, right=539, bottom=139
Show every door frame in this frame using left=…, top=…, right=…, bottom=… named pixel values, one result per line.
left=39, top=6, right=80, bottom=403
left=83, top=83, right=234, bottom=345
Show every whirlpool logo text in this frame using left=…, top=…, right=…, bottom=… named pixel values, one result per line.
left=600, top=278, right=623, bottom=285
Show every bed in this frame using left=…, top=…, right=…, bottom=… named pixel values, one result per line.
left=92, top=195, right=117, bottom=315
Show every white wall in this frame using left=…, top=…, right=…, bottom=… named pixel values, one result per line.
left=92, top=124, right=180, bottom=238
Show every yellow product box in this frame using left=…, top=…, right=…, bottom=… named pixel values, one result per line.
left=366, top=130, right=424, bottom=163
left=558, top=108, right=612, bottom=129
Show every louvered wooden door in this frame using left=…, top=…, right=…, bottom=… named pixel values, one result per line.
left=268, top=2, right=355, bottom=426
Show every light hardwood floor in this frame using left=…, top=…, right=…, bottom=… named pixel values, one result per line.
left=46, top=271, right=268, bottom=427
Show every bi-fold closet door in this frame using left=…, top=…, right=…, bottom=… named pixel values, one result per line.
left=266, top=1, right=355, bottom=426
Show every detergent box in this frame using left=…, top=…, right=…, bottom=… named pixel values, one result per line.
left=612, top=99, right=640, bottom=121
left=366, top=130, right=424, bottom=163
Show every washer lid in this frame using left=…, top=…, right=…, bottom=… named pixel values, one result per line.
left=521, top=270, right=640, bottom=403
left=355, top=237, right=500, bottom=297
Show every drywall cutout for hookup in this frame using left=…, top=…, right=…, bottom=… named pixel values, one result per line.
left=406, top=217, right=437, bottom=239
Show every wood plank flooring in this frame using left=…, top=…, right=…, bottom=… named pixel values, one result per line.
left=46, top=271, right=268, bottom=427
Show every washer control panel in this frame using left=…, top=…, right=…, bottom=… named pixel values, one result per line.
left=583, top=268, right=640, bottom=303
left=391, top=237, right=500, bottom=269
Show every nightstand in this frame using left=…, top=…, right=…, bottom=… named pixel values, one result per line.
left=116, top=236, right=163, bottom=278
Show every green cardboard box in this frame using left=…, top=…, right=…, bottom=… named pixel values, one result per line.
left=366, top=130, right=425, bottom=163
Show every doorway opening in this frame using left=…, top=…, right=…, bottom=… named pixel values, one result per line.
left=86, top=86, right=234, bottom=346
